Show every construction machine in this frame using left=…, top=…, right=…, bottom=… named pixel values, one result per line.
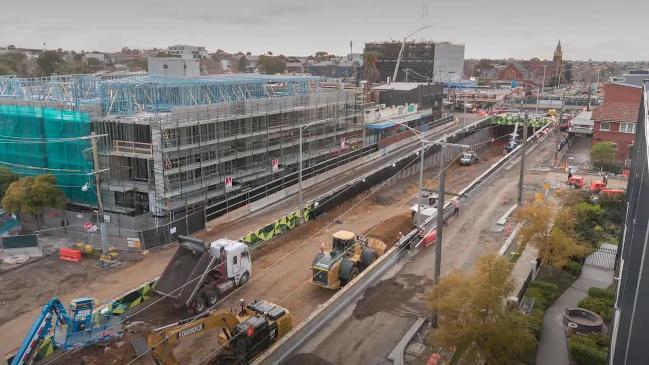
left=310, top=231, right=387, bottom=290
left=94, top=299, right=292, bottom=365
left=154, top=235, right=251, bottom=314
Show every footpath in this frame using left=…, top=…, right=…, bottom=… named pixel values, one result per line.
left=536, top=265, right=614, bottom=365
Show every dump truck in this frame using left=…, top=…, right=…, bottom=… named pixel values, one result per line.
left=84, top=299, right=292, bottom=365
left=154, top=235, right=251, bottom=314
left=310, top=231, right=387, bottom=289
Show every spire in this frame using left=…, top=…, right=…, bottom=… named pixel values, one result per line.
left=555, top=40, right=562, bottom=57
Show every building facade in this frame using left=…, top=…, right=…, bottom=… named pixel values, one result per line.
left=609, top=81, right=649, bottom=365
left=592, top=83, right=642, bottom=165
left=148, top=57, right=200, bottom=77
left=167, top=45, right=208, bottom=59
left=364, top=41, right=464, bottom=83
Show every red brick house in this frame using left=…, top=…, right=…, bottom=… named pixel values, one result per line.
left=592, top=83, right=642, bottom=165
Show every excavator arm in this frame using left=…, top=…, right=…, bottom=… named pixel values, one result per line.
left=147, top=311, right=245, bottom=365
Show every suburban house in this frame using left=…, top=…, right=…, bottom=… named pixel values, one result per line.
left=591, top=83, right=642, bottom=165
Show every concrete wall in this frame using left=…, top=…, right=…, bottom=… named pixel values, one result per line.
left=147, top=57, right=200, bottom=77
left=432, top=43, right=465, bottom=82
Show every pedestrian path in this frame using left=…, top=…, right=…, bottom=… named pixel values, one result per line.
left=536, top=266, right=614, bottom=365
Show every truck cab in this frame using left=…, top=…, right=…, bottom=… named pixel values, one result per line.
left=210, top=239, right=252, bottom=286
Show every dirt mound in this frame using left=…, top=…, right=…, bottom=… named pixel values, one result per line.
left=365, top=214, right=413, bottom=247
left=284, top=353, right=334, bottom=365
left=353, top=274, right=432, bottom=320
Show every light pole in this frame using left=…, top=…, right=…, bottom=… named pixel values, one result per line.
left=517, top=113, right=529, bottom=206
left=536, top=65, right=548, bottom=115
left=90, top=132, right=111, bottom=266
left=298, top=118, right=335, bottom=224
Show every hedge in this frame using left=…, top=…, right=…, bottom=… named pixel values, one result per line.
left=568, top=334, right=609, bottom=365
left=565, top=260, right=583, bottom=277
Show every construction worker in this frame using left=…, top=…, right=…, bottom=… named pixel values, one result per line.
left=453, top=199, right=461, bottom=216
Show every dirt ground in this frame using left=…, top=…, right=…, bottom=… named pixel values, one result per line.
left=293, top=128, right=569, bottom=365
left=3, top=127, right=503, bottom=363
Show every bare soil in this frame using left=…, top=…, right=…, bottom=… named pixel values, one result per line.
left=353, top=274, right=432, bottom=320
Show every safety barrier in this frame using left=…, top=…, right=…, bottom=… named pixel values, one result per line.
left=241, top=205, right=313, bottom=246
left=254, top=118, right=553, bottom=365
left=59, top=248, right=81, bottom=262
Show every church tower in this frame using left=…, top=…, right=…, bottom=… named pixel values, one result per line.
left=553, top=40, right=563, bottom=65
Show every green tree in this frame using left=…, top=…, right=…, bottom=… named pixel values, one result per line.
left=427, top=254, right=535, bottom=364
left=516, top=202, right=586, bottom=274
left=237, top=56, right=249, bottom=72
left=0, top=52, right=30, bottom=77
left=258, top=55, right=286, bottom=74
left=37, top=50, right=65, bottom=76
left=2, top=175, right=66, bottom=226
left=591, top=142, right=617, bottom=170
left=362, top=51, right=380, bottom=83
left=0, top=167, right=18, bottom=201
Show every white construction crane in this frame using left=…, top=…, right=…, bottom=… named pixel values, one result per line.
left=392, top=25, right=432, bottom=83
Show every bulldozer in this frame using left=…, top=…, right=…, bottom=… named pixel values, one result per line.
left=310, top=230, right=387, bottom=289
left=85, top=299, right=292, bottom=365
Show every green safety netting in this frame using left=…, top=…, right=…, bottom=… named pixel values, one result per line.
left=0, top=105, right=96, bottom=204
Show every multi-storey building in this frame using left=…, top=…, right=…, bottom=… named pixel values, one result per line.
left=363, top=41, right=464, bottom=82
left=0, top=74, right=365, bottom=240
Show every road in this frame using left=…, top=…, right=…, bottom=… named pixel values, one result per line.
left=289, top=128, right=557, bottom=365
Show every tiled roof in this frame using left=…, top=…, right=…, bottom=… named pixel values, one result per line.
left=592, top=102, right=640, bottom=122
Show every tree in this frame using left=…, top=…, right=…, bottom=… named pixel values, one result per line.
left=37, top=50, right=65, bottom=76
left=516, top=202, right=586, bottom=273
left=362, top=51, right=380, bottom=83
left=2, top=175, right=66, bottom=226
left=258, top=55, right=286, bottom=74
left=428, top=254, right=535, bottom=364
left=237, top=56, right=249, bottom=72
left=591, top=142, right=617, bottom=170
left=0, top=167, right=18, bottom=201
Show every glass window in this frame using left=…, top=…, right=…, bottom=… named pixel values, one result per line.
left=600, top=122, right=611, bottom=131
left=620, top=123, right=636, bottom=134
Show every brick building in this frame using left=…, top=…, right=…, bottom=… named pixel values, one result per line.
left=592, top=83, right=642, bottom=165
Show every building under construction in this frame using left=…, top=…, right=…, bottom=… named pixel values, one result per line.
left=0, top=74, right=366, bottom=239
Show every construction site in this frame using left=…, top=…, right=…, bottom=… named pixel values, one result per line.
left=0, top=74, right=368, bottom=246
left=0, top=103, right=559, bottom=365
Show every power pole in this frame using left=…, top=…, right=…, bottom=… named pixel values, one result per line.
left=432, top=136, right=447, bottom=328
left=417, top=142, right=425, bottom=227
left=517, top=113, right=529, bottom=206
left=90, top=132, right=109, bottom=266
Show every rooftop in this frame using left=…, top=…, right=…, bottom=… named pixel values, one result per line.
left=371, top=82, right=431, bottom=91
left=0, top=73, right=321, bottom=116
left=592, top=102, right=640, bottom=122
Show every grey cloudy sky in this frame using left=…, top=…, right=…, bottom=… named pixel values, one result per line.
left=1, top=0, right=647, bottom=61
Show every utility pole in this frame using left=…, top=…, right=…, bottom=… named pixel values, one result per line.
left=417, top=142, right=425, bottom=227
left=90, top=132, right=109, bottom=266
left=517, top=113, right=529, bottom=206
left=432, top=136, right=447, bottom=328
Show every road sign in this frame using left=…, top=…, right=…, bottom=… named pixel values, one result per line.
left=224, top=176, right=233, bottom=188
left=511, top=80, right=518, bottom=88
left=83, top=222, right=93, bottom=231
left=272, top=159, right=279, bottom=172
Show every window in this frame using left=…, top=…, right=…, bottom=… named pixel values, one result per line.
left=620, top=123, right=636, bottom=134
left=163, top=64, right=168, bottom=69
left=233, top=256, right=237, bottom=265
left=599, top=122, right=611, bottom=131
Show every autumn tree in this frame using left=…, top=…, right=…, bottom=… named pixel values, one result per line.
left=516, top=201, right=586, bottom=274
left=428, top=254, right=535, bottom=364
left=2, top=175, right=66, bottom=226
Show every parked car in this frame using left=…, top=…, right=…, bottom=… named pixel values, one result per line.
left=459, top=151, right=479, bottom=166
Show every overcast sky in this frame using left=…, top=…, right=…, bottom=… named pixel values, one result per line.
left=1, top=0, right=647, bottom=61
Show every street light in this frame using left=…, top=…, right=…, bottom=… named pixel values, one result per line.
left=298, top=118, right=335, bottom=224
left=398, top=123, right=468, bottom=228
